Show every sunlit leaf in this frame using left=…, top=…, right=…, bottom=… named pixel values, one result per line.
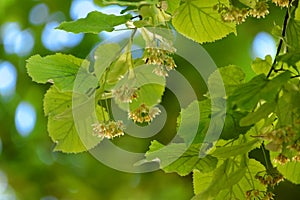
left=229, top=72, right=291, bottom=111
left=146, top=140, right=218, bottom=176
left=251, top=55, right=272, bottom=76
left=172, top=0, right=236, bottom=43
left=57, top=11, right=132, bottom=34
left=26, top=54, right=97, bottom=92
left=193, top=158, right=266, bottom=200
left=286, top=19, right=300, bottom=51
left=44, top=86, right=107, bottom=153
left=208, top=65, right=245, bottom=98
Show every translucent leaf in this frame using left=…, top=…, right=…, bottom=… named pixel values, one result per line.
left=44, top=86, right=108, bottom=153
left=211, top=139, right=260, bottom=159
left=296, top=5, right=300, bottom=20
left=286, top=19, right=300, bottom=51
left=114, top=64, right=166, bottom=111
left=272, top=158, right=300, bottom=184
left=181, top=98, right=227, bottom=143
left=94, top=43, right=122, bottom=79
left=164, top=0, right=181, bottom=14
left=146, top=140, right=218, bottom=176
left=172, top=0, right=236, bottom=43
left=220, top=111, right=251, bottom=140
left=238, top=0, right=256, bottom=7
left=193, top=158, right=246, bottom=199
left=26, top=54, right=97, bottom=92
left=251, top=55, right=272, bottom=75
left=208, top=65, right=245, bottom=98
left=57, top=11, right=132, bottom=34
left=240, top=101, right=276, bottom=126
left=229, top=71, right=291, bottom=111
left=193, top=158, right=266, bottom=200
left=102, top=0, right=158, bottom=6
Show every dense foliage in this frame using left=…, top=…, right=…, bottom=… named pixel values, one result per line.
left=25, top=0, right=300, bottom=199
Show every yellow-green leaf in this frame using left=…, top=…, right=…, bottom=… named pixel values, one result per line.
left=172, top=0, right=236, bottom=43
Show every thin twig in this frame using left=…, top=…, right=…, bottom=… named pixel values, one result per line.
left=266, top=9, right=290, bottom=78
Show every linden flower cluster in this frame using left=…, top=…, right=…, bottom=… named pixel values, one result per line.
left=272, top=0, right=290, bottom=7
left=218, top=6, right=249, bottom=24
left=255, top=172, right=284, bottom=187
left=143, top=47, right=176, bottom=77
left=246, top=190, right=275, bottom=200
left=261, top=125, right=296, bottom=152
left=128, top=104, right=161, bottom=123
left=215, top=1, right=270, bottom=24
left=92, top=120, right=125, bottom=139
left=112, top=83, right=138, bottom=103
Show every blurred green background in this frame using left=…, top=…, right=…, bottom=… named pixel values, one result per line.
left=0, top=0, right=299, bottom=199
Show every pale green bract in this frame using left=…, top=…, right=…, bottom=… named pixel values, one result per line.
left=172, top=0, right=236, bottom=43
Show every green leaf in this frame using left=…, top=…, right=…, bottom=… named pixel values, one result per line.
left=286, top=18, right=300, bottom=51
left=146, top=141, right=218, bottom=176
left=229, top=72, right=291, bottom=111
left=193, top=158, right=246, bottom=199
left=177, top=99, right=226, bottom=145
left=114, top=64, right=166, bottom=111
left=277, top=51, right=300, bottom=69
left=44, top=86, right=108, bottom=153
left=193, top=158, right=266, bottom=200
left=275, top=82, right=300, bottom=126
left=208, top=65, right=245, bottom=98
left=240, top=101, right=276, bottom=126
left=251, top=55, right=272, bottom=75
left=238, top=0, right=256, bottom=8
left=57, top=11, right=132, bottom=34
left=26, top=54, right=97, bottom=92
left=172, top=0, right=236, bottom=43
left=296, top=5, right=300, bottom=20
left=274, top=161, right=300, bottom=184
left=164, top=0, right=181, bottom=14
left=94, top=43, right=122, bottom=79
left=102, top=0, right=158, bottom=6
left=220, top=111, right=251, bottom=140
left=211, top=139, right=260, bottom=159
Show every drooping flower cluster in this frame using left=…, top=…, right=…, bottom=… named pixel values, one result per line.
left=255, top=172, right=284, bottom=187
left=215, top=1, right=270, bottom=24
left=92, top=120, right=125, bottom=139
left=272, top=0, right=290, bottom=7
left=246, top=190, right=275, bottom=200
left=143, top=47, right=176, bottom=77
left=249, top=2, right=270, bottom=19
left=128, top=104, right=161, bottom=123
left=112, top=83, right=138, bottom=103
left=216, top=5, right=249, bottom=24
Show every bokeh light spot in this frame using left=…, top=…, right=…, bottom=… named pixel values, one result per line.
left=252, top=32, right=276, bottom=60
left=15, top=102, right=36, bottom=137
left=1, top=22, right=34, bottom=56
left=29, top=3, right=49, bottom=25
left=0, top=61, right=17, bottom=98
left=42, top=21, right=83, bottom=51
left=70, top=0, right=101, bottom=20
